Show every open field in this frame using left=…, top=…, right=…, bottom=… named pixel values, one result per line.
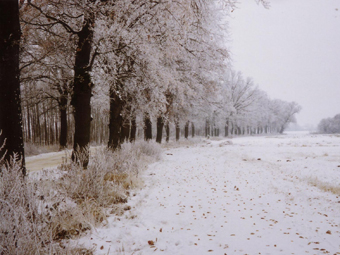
left=73, top=132, right=340, bottom=254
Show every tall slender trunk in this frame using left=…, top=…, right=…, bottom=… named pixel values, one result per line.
left=35, top=104, right=41, bottom=144
left=71, top=18, right=94, bottom=168
left=205, top=120, right=209, bottom=137
left=130, top=116, right=137, bottom=142
left=59, top=96, right=68, bottom=149
left=175, top=120, right=180, bottom=141
left=120, top=121, right=130, bottom=144
left=108, top=86, right=123, bottom=150
left=165, top=121, right=170, bottom=142
left=0, top=1, right=25, bottom=174
left=43, top=101, right=48, bottom=145
left=144, top=113, right=152, bottom=141
left=225, top=119, right=229, bottom=137
left=184, top=121, right=189, bottom=139
left=191, top=122, right=195, bottom=138
left=26, top=101, right=31, bottom=142
left=156, top=116, right=164, bottom=143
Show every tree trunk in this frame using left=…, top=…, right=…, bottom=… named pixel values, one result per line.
left=205, top=120, right=209, bottom=137
left=71, top=18, right=94, bottom=169
left=175, top=121, right=180, bottom=141
left=191, top=122, right=195, bottom=138
left=120, top=121, right=130, bottom=144
left=26, top=101, right=31, bottom=142
left=108, top=87, right=123, bottom=150
left=279, top=126, right=284, bottom=134
left=156, top=116, right=164, bottom=143
left=0, top=1, right=25, bottom=174
left=184, top=121, right=189, bottom=139
left=165, top=122, right=170, bottom=142
left=130, top=116, right=137, bottom=142
left=225, top=119, right=229, bottom=137
left=59, top=96, right=68, bottom=149
left=43, top=101, right=48, bottom=145
left=144, top=113, right=152, bottom=141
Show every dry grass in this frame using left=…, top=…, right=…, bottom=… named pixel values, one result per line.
left=306, top=177, right=340, bottom=196
left=0, top=157, right=69, bottom=254
left=1, top=141, right=161, bottom=254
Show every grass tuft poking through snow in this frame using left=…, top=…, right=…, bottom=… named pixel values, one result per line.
left=0, top=157, right=71, bottom=254
left=1, top=141, right=161, bottom=254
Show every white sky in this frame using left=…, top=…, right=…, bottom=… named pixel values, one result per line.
left=227, top=0, right=340, bottom=127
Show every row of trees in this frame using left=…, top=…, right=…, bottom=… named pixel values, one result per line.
left=1, top=0, right=301, bottom=174
left=318, top=114, right=340, bottom=134
left=17, top=0, right=237, bottom=169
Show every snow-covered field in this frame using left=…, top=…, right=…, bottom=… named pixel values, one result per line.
left=76, top=132, right=340, bottom=255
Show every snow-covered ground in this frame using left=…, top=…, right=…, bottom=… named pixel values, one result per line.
left=75, top=132, right=340, bottom=254
left=26, top=147, right=101, bottom=172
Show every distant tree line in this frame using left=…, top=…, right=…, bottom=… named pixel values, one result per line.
left=318, top=114, right=340, bottom=134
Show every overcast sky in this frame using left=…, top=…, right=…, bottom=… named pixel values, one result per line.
left=227, top=0, right=340, bottom=128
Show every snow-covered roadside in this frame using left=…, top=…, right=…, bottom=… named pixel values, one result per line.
left=26, top=146, right=102, bottom=172
left=76, top=132, right=340, bottom=254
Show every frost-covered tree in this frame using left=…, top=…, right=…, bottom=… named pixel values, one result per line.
left=22, top=0, right=115, bottom=167
left=91, top=0, right=232, bottom=145
left=219, top=71, right=262, bottom=135
left=318, top=114, right=340, bottom=134
left=269, top=100, right=301, bottom=134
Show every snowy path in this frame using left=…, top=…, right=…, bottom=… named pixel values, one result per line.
left=78, top=133, right=340, bottom=255
left=26, top=147, right=100, bottom=172
left=26, top=150, right=70, bottom=172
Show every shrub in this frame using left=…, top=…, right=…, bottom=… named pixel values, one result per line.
left=0, top=157, right=66, bottom=254
left=1, top=141, right=161, bottom=254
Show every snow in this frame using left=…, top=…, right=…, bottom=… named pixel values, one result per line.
left=26, top=146, right=102, bottom=172
left=76, top=132, right=340, bottom=254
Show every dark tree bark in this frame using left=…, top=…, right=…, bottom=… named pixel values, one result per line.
left=43, top=102, right=48, bottom=145
left=156, top=116, right=164, bottom=143
left=279, top=126, right=284, bottom=134
left=184, top=121, right=189, bottom=139
left=144, top=113, right=152, bottom=141
left=165, top=121, right=170, bottom=142
left=35, top=103, right=41, bottom=144
left=26, top=101, right=31, bottom=142
left=191, top=122, right=195, bottom=138
left=59, top=94, right=68, bottom=149
left=120, top=121, right=130, bottom=143
left=130, top=116, right=137, bottom=142
left=175, top=121, right=180, bottom=141
left=205, top=120, right=209, bottom=137
left=0, top=1, right=26, bottom=175
left=108, top=87, right=123, bottom=150
left=225, top=119, right=229, bottom=137
left=57, top=81, right=69, bottom=149
left=71, top=18, right=94, bottom=168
